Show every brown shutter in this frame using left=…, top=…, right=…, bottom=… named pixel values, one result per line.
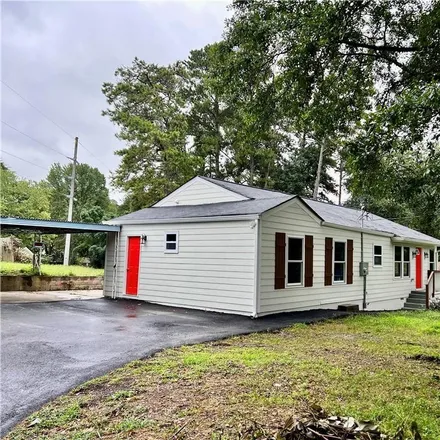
left=347, top=239, right=354, bottom=285
left=304, top=235, right=314, bottom=287
left=274, top=232, right=286, bottom=289
left=325, top=237, right=333, bottom=286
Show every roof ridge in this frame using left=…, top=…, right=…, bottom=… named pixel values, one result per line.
left=199, top=176, right=291, bottom=197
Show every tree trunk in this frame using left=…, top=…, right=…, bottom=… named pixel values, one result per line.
left=249, top=154, right=254, bottom=186
left=313, top=141, right=324, bottom=200
left=338, top=154, right=344, bottom=206
left=214, top=99, right=221, bottom=178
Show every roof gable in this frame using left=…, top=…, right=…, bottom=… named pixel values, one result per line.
left=153, top=176, right=247, bottom=207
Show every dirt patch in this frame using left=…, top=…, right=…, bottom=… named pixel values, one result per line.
left=410, top=354, right=440, bottom=365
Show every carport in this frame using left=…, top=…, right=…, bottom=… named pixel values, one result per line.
left=0, top=216, right=120, bottom=293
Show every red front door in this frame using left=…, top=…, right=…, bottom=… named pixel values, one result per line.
left=415, top=247, right=422, bottom=289
left=126, top=236, right=141, bottom=295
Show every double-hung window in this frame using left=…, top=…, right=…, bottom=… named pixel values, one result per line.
left=373, top=245, right=383, bottom=267
left=394, top=246, right=410, bottom=278
left=430, top=249, right=435, bottom=272
left=334, top=241, right=346, bottom=282
left=164, top=232, right=179, bottom=254
left=287, top=237, right=303, bottom=285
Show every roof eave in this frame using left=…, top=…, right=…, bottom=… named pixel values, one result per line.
left=104, top=214, right=260, bottom=225
left=391, top=236, right=440, bottom=246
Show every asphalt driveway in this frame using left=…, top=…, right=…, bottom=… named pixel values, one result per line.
left=1, top=298, right=347, bottom=435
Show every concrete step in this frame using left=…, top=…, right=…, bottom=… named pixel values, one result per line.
left=410, top=290, right=425, bottom=296
left=403, top=301, right=426, bottom=310
left=406, top=296, right=426, bottom=303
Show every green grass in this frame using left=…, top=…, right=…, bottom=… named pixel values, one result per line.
left=6, top=311, right=440, bottom=440
left=0, top=262, right=104, bottom=277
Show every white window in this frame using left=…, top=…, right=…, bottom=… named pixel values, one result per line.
left=164, top=232, right=179, bottom=254
left=334, top=241, right=346, bottom=283
left=394, top=246, right=410, bottom=278
left=287, top=237, right=303, bottom=285
left=373, top=245, right=383, bottom=267
left=430, top=249, right=435, bottom=272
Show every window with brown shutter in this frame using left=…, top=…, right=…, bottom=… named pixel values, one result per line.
left=304, top=235, right=313, bottom=287
left=324, top=237, right=333, bottom=286
left=347, top=239, right=354, bottom=284
left=274, top=232, right=286, bottom=289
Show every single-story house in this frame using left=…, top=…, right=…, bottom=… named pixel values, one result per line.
left=104, top=176, right=440, bottom=317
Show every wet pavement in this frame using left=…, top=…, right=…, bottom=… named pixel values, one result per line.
left=0, top=289, right=103, bottom=304
left=1, top=298, right=348, bottom=435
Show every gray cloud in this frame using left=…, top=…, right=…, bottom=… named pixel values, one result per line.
left=1, top=0, right=229, bottom=201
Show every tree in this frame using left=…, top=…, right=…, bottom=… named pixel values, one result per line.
left=274, top=145, right=337, bottom=200
left=46, top=163, right=112, bottom=265
left=0, top=163, right=51, bottom=220
left=225, top=0, right=439, bottom=228
left=103, top=59, right=204, bottom=210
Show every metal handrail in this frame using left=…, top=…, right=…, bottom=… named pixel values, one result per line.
left=426, top=270, right=440, bottom=309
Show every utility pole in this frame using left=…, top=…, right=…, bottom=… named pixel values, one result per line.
left=63, top=137, right=78, bottom=266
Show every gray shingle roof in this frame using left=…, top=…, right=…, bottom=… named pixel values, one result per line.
left=199, top=176, right=289, bottom=200
left=110, top=177, right=440, bottom=244
left=303, top=199, right=440, bottom=244
left=111, top=196, right=293, bottom=222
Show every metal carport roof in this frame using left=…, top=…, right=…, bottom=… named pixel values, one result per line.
left=0, top=217, right=120, bottom=234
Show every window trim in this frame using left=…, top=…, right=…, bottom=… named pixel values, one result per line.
left=429, top=249, right=435, bottom=272
left=286, top=235, right=304, bottom=287
left=394, top=245, right=410, bottom=279
left=164, top=232, right=179, bottom=254
left=333, top=240, right=347, bottom=284
left=373, top=244, right=383, bottom=268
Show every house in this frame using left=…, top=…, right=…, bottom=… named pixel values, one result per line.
left=104, top=176, right=440, bottom=316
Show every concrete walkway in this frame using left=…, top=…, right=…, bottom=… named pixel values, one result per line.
left=0, top=289, right=103, bottom=304
left=1, top=298, right=348, bottom=436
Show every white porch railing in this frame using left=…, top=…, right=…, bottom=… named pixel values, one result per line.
left=426, top=270, right=440, bottom=308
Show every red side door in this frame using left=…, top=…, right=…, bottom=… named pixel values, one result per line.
left=415, top=247, right=422, bottom=289
left=126, top=236, right=141, bottom=295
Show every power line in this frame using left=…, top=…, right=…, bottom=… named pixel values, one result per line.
left=1, top=150, right=49, bottom=171
left=2, top=120, right=69, bottom=159
left=1, top=80, right=75, bottom=139
left=1, top=79, right=112, bottom=172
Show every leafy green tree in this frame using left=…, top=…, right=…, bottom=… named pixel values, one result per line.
left=274, top=145, right=337, bottom=200
left=46, top=163, right=112, bottom=265
left=103, top=59, right=204, bottom=210
left=0, top=163, right=51, bottom=220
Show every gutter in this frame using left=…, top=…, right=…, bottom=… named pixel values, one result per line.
left=391, top=236, right=440, bottom=246
left=322, top=221, right=393, bottom=237
left=104, top=214, right=259, bottom=226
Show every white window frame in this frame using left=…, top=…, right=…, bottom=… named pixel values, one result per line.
left=286, top=236, right=304, bottom=286
left=394, top=245, right=410, bottom=278
left=333, top=240, right=346, bottom=284
left=373, top=244, right=383, bottom=267
left=164, top=232, right=179, bottom=254
left=429, top=249, right=435, bottom=272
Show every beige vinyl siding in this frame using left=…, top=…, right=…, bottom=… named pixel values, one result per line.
left=105, top=220, right=256, bottom=315
left=259, top=199, right=428, bottom=315
left=154, top=177, right=247, bottom=207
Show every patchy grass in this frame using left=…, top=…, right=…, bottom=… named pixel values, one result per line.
left=0, top=262, right=104, bottom=277
left=6, top=311, right=440, bottom=440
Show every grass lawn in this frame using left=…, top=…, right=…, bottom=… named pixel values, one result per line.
left=0, top=262, right=104, bottom=277
left=6, top=311, right=440, bottom=440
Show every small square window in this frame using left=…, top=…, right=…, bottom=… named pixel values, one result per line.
left=164, top=232, right=179, bottom=254
left=373, top=245, right=382, bottom=267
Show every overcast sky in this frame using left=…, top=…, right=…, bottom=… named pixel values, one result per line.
left=1, top=0, right=230, bottom=201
